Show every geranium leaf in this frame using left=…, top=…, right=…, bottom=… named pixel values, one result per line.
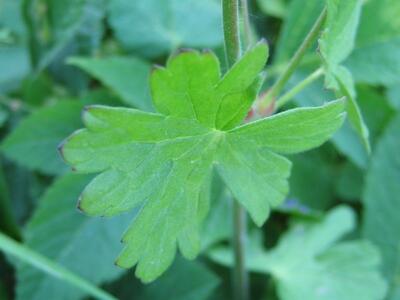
left=60, top=41, right=345, bottom=282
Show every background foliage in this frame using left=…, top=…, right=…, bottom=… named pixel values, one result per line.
left=0, top=0, right=399, bottom=299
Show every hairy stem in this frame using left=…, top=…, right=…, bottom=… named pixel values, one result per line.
left=275, top=68, right=324, bottom=109
left=222, top=1, right=249, bottom=300
left=232, top=201, right=249, bottom=300
left=223, top=0, right=241, bottom=66
left=241, top=0, right=254, bottom=47
left=258, top=7, right=327, bottom=112
left=0, top=232, right=116, bottom=300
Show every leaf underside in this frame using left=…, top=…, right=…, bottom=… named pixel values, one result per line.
left=60, top=41, right=346, bottom=282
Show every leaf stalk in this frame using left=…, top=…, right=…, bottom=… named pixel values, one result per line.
left=258, top=7, right=327, bottom=112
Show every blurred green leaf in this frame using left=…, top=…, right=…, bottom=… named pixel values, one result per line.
left=107, top=0, right=223, bottom=58
left=346, top=0, right=400, bottom=86
left=108, top=257, right=220, bottom=300
left=289, top=149, right=338, bottom=210
left=274, top=0, right=323, bottom=63
left=257, top=0, right=288, bottom=18
left=363, top=114, right=400, bottom=300
left=15, top=173, right=132, bottom=300
left=319, top=0, right=370, bottom=152
left=386, top=85, right=400, bottom=111
left=0, top=162, right=20, bottom=239
left=356, top=85, right=395, bottom=145
left=141, top=257, right=220, bottom=300
left=210, top=206, right=388, bottom=300
left=335, top=161, right=363, bottom=201
left=0, top=107, right=8, bottom=127
left=1, top=101, right=83, bottom=175
left=69, top=56, right=152, bottom=110
left=0, top=0, right=30, bottom=93
left=21, top=74, right=53, bottom=107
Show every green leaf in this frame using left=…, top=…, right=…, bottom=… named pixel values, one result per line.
left=274, top=0, right=324, bottom=63
left=15, top=173, right=132, bottom=300
left=363, top=114, right=400, bottom=299
left=257, top=0, right=288, bottom=19
left=1, top=101, right=83, bottom=175
left=60, top=42, right=345, bottom=282
left=0, top=162, right=20, bottom=239
left=108, top=257, right=220, bottom=300
left=335, top=161, right=363, bottom=202
left=141, top=257, right=219, bottom=300
left=69, top=56, right=152, bottom=110
left=387, top=85, right=400, bottom=111
left=107, top=0, right=223, bottom=58
left=0, top=107, right=8, bottom=127
left=289, top=149, right=338, bottom=210
left=0, top=0, right=30, bottom=93
left=209, top=206, right=388, bottom=300
left=319, top=0, right=370, bottom=152
left=345, top=0, right=400, bottom=86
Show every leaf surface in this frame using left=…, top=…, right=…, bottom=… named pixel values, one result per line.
left=60, top=42, right=345, bottom=281
left=69, top=56, right=152, bottom=110
left=209, top=206, right=387, bottom=300
left=345, top=0, right=400, bottom=86
left=1, top=101, right=83, bottom=175
left=15, top=173, right=132, bottom=300
left=363, top=114, right=400, bottom=299
left=107, top=0, right=222, bottom=58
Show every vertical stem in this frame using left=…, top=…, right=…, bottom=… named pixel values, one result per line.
left=241, top=0, right=254, bottom=47
left=258, top=7, right=327, bottom=111
left=233, top=201, right=249, bottom=300
left=222, top=0, right=241, bottom=66
left=222, top=1, right=249, bottom=300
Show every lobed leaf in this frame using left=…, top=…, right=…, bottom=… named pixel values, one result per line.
left=60, top=41, right=345, bottom=281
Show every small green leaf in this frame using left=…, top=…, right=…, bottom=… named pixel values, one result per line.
left=60, top=42, right=345, bottom=282
left=209, top=206, right=388, bottom=300
left=363, top=114, right=400, bottom=299
left=319, top=0, right=370, bottom=152
left=15, top=173, right=132, bottom=300
left=107, top=0, right=223, bottom=58
left=69, top=56, right=152, bottom=110
left=1, top=101, right=83, bottom=175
